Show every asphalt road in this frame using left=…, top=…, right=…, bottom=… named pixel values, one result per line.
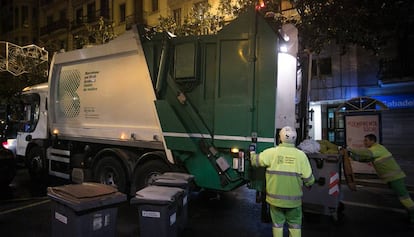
left=1, top=167, right=414, bottom=237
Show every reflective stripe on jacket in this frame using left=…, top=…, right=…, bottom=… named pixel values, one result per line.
left=349, top=143, right=406, bottom=183
left=251, top=143, right=315, bottom=208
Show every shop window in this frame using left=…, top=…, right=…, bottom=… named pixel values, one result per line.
left=327, top=106, right=345, bottom=146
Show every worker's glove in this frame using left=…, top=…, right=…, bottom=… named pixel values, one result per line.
left=305, top=185, right=312, bottom=191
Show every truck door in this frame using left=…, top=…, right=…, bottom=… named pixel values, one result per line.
left=16, top=93, right=42, bottom=156
left=214, top=37, right=254, bottom=140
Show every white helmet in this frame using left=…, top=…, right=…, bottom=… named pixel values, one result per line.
left=279, top=126, right=297, bottom=144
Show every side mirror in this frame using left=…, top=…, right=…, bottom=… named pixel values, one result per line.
left=25, top=134, right=32, bottom=141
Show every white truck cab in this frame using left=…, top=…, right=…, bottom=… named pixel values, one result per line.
left=15, top=83, right=48, bottom=174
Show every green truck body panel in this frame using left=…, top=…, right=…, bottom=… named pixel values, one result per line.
left=142, top=8, right=292, bottom=191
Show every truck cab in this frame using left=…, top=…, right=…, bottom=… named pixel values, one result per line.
left=14, top=83, right=49, bottom=179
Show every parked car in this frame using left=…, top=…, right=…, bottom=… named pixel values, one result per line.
left=1, top=120, right=19, bottom=157
left=0, top=147, right=16, bottom=187
left=0, top=118, right=18, bottom=187
left=2, top=138, right=17, bottom=158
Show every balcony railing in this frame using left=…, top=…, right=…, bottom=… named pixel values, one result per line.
left=72, top=9, right=110, bottom=30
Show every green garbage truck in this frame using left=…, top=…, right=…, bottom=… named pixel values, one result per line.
left=14, top=8, right=301, bottom=196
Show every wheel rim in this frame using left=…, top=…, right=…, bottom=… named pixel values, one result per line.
left=100, top=167, right=118, bottom=188
left=31, top=155, right=43, bottom=172
left=146, top=171, right=162, bottom=186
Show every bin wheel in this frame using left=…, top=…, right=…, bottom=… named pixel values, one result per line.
left=331, top=202, right=345, bottom=224
left=132, top=160, right=170, bottom=193
left=94, top=156, right=127, bottom=193
left=27, top=146, right=47, bottom=182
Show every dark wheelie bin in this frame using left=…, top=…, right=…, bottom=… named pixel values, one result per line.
left=131, top=185, right=184, bottom=237
left=153, top=172, right=194, bottom=230
left=47, top=182, right=127, bottom=237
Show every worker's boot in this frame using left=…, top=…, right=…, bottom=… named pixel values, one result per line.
left=410, top=209, right=414, bottom=224
left=272, top=224, right=284, bottom=237
left=288, top=228, right=301, bottom=237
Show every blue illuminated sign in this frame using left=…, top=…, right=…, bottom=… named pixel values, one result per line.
left=372, top=94, right=414, bottom=109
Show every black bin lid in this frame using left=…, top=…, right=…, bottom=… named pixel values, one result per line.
left=47, top=182, right=126, bottom=212
left=131, top=185, right=184, bottom=205
left=153, top=177, right=188, bottom=188
left=162, top=172, right=194, bottom=182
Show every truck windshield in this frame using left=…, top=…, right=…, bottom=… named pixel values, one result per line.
left=9, top=94, right=41, bottom=133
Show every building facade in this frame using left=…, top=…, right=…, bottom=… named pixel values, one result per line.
left=0, top=0, right=39, bottom=46
left=308, top=32, right=414, bottom=160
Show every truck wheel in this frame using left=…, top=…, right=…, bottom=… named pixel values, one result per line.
left=133, top=160, right=170, bottom=192
left=27, top=146, right=47, bottom=182
left=94, top=157, right=127, bottom=193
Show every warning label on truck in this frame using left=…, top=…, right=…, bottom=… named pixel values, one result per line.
left=84, top=107, right=99, bottom=119
left=83, top=71, right=99, bottom=91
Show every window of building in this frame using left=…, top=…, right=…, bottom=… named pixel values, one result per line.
left=312, top=57, right=332, bottom=77
left=59, top=9, right=66, bottom=20
left=76, top=8, right=83, bottom=24
left=193, top=0, right=208, bottom=19
left=22, top=6, right=29, bottom=28
left=15, top=7, right=19, bottom=28
left=42, top=0, right=53, bottom=5
left=87, top=2, right=96, bottom=22
left=32, top=7, right=37, bottom=22
left=47, top=15, right=53, bottom=25
left=173, top=8, right=181, bottom=26
left=2, top=6, right=13, bottom=33
left=21, top=36, right=29, bottom=44
left=119, top=3, right=126, bottom=22
left=100, top=0, right=109, bottom=19
left=60, top=40, right=65, bottom=50
left=151, top=0, right=159, bottom=12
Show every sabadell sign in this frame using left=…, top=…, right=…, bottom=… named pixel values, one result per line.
left=372, top=94, right=414, bottom=109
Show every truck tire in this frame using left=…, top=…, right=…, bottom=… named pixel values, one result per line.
left=94, top=156, right=127, bottom=193
left=133, top=160, right=170, bottom=192
left=27, top=146, right=47, bottom=182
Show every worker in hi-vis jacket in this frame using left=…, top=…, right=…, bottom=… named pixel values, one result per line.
left=251, top=126, right=315, bottom=237
left=345, top=133, right=414, bottom=224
